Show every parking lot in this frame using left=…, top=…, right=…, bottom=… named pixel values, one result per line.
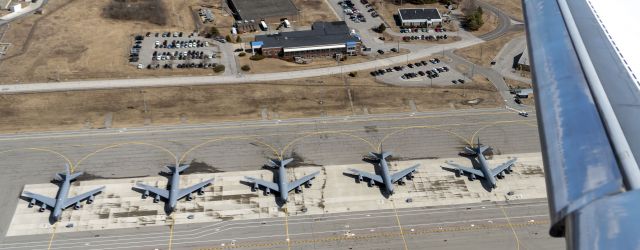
left=371, top=57, right=471, bottom=87
left=129, top=32, right=220, bottom=70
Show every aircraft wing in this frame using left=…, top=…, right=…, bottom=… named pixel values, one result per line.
left=286, top=171, right=320, bottom=193
left=177, top=178, right=214, bottom=199
left=490, top=158, right=517, bottom=177
left=136, top=183, right=169, bottom=199
left=347, top=168, right=383, bottom=183
left=442, top=162, right=484, bottom=178
left=391, top=164, right=420, bottom=183
left=22, top=191, right=56, bottom=208
left=245, top=177, right=279, bottom=192
left=524, top=0, right=640, bottom=244
left=62, top=186, right=105, bottom=208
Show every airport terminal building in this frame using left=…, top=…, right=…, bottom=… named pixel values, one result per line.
left=252, top=21, right=361, bottom=60
left=398, top=8, right=443, bottom=27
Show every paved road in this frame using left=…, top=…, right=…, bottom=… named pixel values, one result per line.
left=444, top=50, right=530, bottom=110
left=0, top=199, right=562, bottom=249
left=0, top=37, right=483, bottom=94
left=0, top=108, right=540, bottom=239
left=477, top=1, right=523, bottom=41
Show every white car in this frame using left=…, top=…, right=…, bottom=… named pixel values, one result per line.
left=176, top=44, right=181, bottom=48
left=137, top=64, right=143, bottom=69
left=156, top=55, right=161, bottom=61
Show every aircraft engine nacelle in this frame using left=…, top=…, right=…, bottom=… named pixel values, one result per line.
left=295, top=186, right=302, bottom=193
left=186, top=193, right=193, bottom=201
left=457, top=169, right=464, bottom=177
left=368, top=179, right=375, bottom=187
left=142, top=190, right=149, bottom=199
left=469, top=174, right=476, bottom=180
left=499, top=172, right=505, bottom=178
left=74, top=202, right=81, bottom=210
left=197, top=187, right=205, bottom=195
left=265, top=188, right=271, bottom=196
left=407, top=173, right=413, bottom=180
left=305, top=181, right=312, bottom=188
left=252, top=183, right=258, bottom=192
left=87, top=195, right=94, bottom=204
left=39, top=204, right=47, bottom=212
left=398, top=178, right=405, bottom=185
left=153, top=194, right=160, bottom=203
left=507, top=166, right=513, bottom=173
left=357, top=175, right=363, bottom=183
left=28, top=198, right=36, bottom=208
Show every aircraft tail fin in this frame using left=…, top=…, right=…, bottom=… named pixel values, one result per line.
left=56, top=164, right=82, bottom=181
left=369, top=151, right=392, bottom=160
left=281, top=158, right=293, bottom=167
left=167, top=164, right=190, bottom=173
left=268, top=158, right=293, bottom=168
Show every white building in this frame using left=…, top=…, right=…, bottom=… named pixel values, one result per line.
left=398, top=8, right=443, bottom=27
left=10, top=3, right=22, bottom=12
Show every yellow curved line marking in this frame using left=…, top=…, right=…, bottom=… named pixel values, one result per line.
left=75, top=142, right=177, bottom=172
left=0, top=147, right=73, bottom=170
left=469, top=120, right=538, bottom=144
left=179, top=136, right=281, bottom=163
left=47, top=221, right=58, bottom=250
left=280, top=131, right=377, bottom=157
left=378, top=125, right=471, bottom=151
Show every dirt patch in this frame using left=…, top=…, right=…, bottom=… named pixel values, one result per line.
left=0, top=0, right=214, bottom=84
left=103, top=0, right=169, bottom=25
left=504, top=77, right=531, bottom=89
left=453, top=31, right=524, bottom=67
left=293, top=0, right=340, bottom=26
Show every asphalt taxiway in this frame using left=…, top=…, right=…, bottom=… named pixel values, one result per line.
left=0, top=107, right=546, bottom=249
left=0, top=199, right=562, bottom=249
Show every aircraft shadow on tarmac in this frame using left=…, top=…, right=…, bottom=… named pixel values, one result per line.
left=342, top=157, right=393, bottom=199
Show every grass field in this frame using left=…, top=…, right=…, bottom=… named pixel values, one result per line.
left=0, top=72, right=502, bottom=133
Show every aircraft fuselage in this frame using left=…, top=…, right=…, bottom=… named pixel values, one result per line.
left=168, top=169, right=180, bottom=211
left=477, top=151, right=497, bottom=188
left=379, top=158, right=394, bottom=194
left=278, top=164, right=288, bottom=202
left=52, top=178, right=70, bottom=221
